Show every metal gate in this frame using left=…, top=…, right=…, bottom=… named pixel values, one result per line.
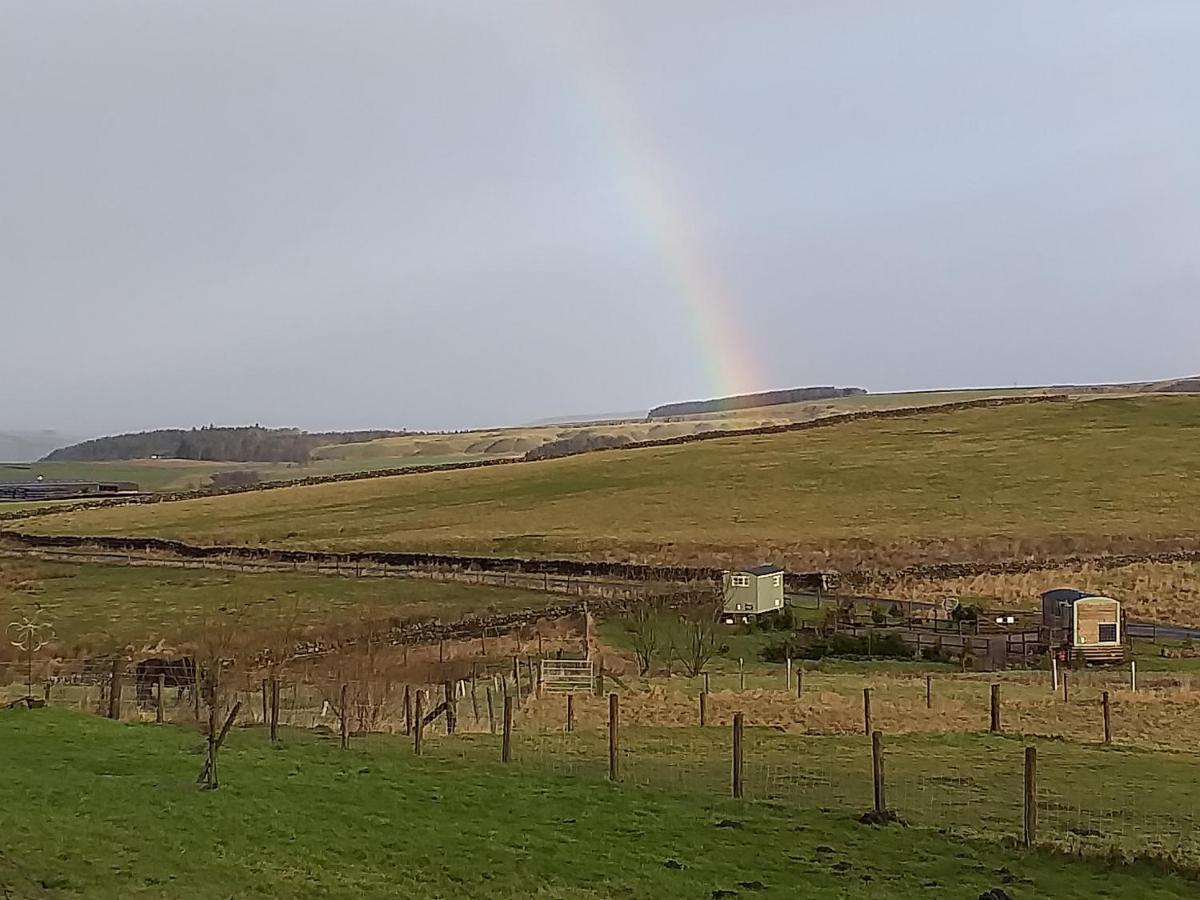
left=540, top=658, right=595, bottom=693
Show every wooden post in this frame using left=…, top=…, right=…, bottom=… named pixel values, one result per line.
left=486, top=686, right=496, bottom=734
left=732, top=711, right=744, bottom=799
left=1023, top=746, right=1037, bottom=847
left=796, top=669, right=803, bottom=698
left=738, top=658, right=745, bottom=691
left=596, top=663, right=605, bottom=697
left=699, top=691, right=707, bottom=727
left=439, top=639, right=445, bottom=664
left=444, top=680, right=457, bottom=735
left=786, top=657, right=791, bottom=690
left=206, top=667, right=219, bottom=787
left=703, top=672, right=710, bottom=694
left=566, top=694, right=574, bottom=733
left=862, top=688, right=872, bottom=736
left=1051, top=656, right=1059, bottom=692
left=527, top=657, right=537, bottom=699
left=156, top=673, right=165, bottom=724
left=1062, top=673, right=1069, bottom=703
left=990, top=684, right=1001, bottom=733
left=108, top=658, right=123, bottom=720
left=1130, top=660, right=1137, bottom=692
left=470, top=667, right=480, bottom=722
left=261, top=678, right=269, bottom=725
left=514, top=656, right=523, bottom=705
left=501, top=694, right=513, bottom=763
left=339, top=684, right=349, bottom=750
left=871, top=730, right=886, bottom=813
left=1102, top=691, right=1112, bottom=745
left=413, top=691, right=424, bottom=755
left=269, top=677, right=279, bottom=742
left=608, top=692, right=619, bottom=781
left=403, top=685, right=412, bottom=736
left=925, top=674, right=932, bottom=709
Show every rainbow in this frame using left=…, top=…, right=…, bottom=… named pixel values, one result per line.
left=549, top=6, right=767, bottom=399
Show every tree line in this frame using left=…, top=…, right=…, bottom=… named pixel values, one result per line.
left=43, top=426, right=403, bottom=464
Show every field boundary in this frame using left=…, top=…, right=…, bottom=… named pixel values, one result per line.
left=0, top=393, right=1070, bottom=523
left=5, top=527, right=1200, bottom=593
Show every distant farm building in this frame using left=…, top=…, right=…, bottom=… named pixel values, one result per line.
left=1041, top=588, right=1126, bottom=663
left=722, top=565, right=785, bottom=623
left=0, top=480, right=140, bottom=502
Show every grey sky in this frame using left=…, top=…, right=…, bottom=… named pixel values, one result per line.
left=3, top=1, right=1197, bottom=435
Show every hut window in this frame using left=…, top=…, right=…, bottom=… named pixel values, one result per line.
left=1099, top=623, right=1117, bottom=642
left=731, top=575, right=751, bottom=588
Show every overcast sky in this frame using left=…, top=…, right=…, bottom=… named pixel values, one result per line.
left=3, top=2, right=1197, bottom=435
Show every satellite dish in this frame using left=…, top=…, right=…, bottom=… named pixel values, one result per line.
left=941, top=597, right=960, bottom=613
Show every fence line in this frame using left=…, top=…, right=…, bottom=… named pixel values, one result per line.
left=6, top=660, right=1200, bottom=867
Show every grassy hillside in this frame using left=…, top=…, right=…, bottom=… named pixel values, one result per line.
left=2, top=710, right=1195, bottom=899
left=0, top=388, right=1060, bottom=494
left=0, top=558, right=550, bottom=653
left=18, top=396, right=1200, bottom=571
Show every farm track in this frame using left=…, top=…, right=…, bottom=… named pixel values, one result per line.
left=0, top=393, right=1068, bottom=524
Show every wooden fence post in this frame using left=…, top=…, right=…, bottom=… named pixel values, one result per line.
left=1130, top=660, right=1137, bottom=692
left=925, top=674, right=932, bottom=709
left=566, top=694, right=574, bottom=732
left=514, top=656, right=523, bottom=706
left=403, top=685, right=412, bottom=736
left=339, top=684, right=349, bottom=750
left=527, top=657, right=537, bottom=700
left=596, top=663, right=605, bottom=697
left=502, top=694, right=513, bottom=763
left=1062, top=673, right=1069, bottom=703
left=990, top=684, right=1001, bottom=733
left=471, top=669, right=480, bottom=722
left=786, top=657, right=791, bottom=690
left=444, top=681, right=457, bottom=735
left=1023, top=746, right=1037, bottom=847
left=862, top=688, right=872, bottom=736
left=1051, top=656, right=1059, bottom=692
left=871, top=730, right=886, bottom=813
left=1102, top=691, right=1112, bottom=745
left=608, top=693, right=619, bottom=782
left=269, top=677, right=279, bottom=742
left=699, top=691, right=707, bottom=727
left=413, top=691, right=424, bottom=755
left=738, top=658, right=745, bottom=691
left=108, top=659, right=123, bottom=720
left=732, top=712, right=744, bottom=799
left=703, top=672, right=710, bottom=694
left=486, top=686, right=496, bottom=734
left=156, top=673, right=165, bottom=724
left=796, top=669, right=803, bottom=698
left=261, top=678, right=268, bottom=725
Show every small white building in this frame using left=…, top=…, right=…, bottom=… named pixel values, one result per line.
left=722, top=565, right=785, bottom=623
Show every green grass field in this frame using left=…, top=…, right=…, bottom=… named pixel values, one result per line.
left=0, top=559, right=551, bottom=652
left=19, top=396, right=1200, bottom=571
left=2, top=710, right=1196, bottom=899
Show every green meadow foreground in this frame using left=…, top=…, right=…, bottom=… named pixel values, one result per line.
left=0, top=558, right=550, bottom=652
left=19, top=396, right=1200, bottom=570
left=1, top=710, right=1197, bottom=900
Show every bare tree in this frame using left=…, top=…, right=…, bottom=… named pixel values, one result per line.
left=627, top=599, right=663, bottom=676
left=672, top=604, right=722, bottom=677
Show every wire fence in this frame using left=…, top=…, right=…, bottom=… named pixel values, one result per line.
left=5, top=660, right=1200, bottom=868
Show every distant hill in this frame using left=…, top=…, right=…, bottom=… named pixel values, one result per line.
left=0, top=431, right=89, bottom=462
left=44, top=426, right=405, bottom=465
left=526, top=411, right=648, bottom=426
left=649, top=386, right=867, bottom=419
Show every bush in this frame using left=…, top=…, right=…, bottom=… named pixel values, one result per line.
left=759, top=631, right=913, bottom=662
